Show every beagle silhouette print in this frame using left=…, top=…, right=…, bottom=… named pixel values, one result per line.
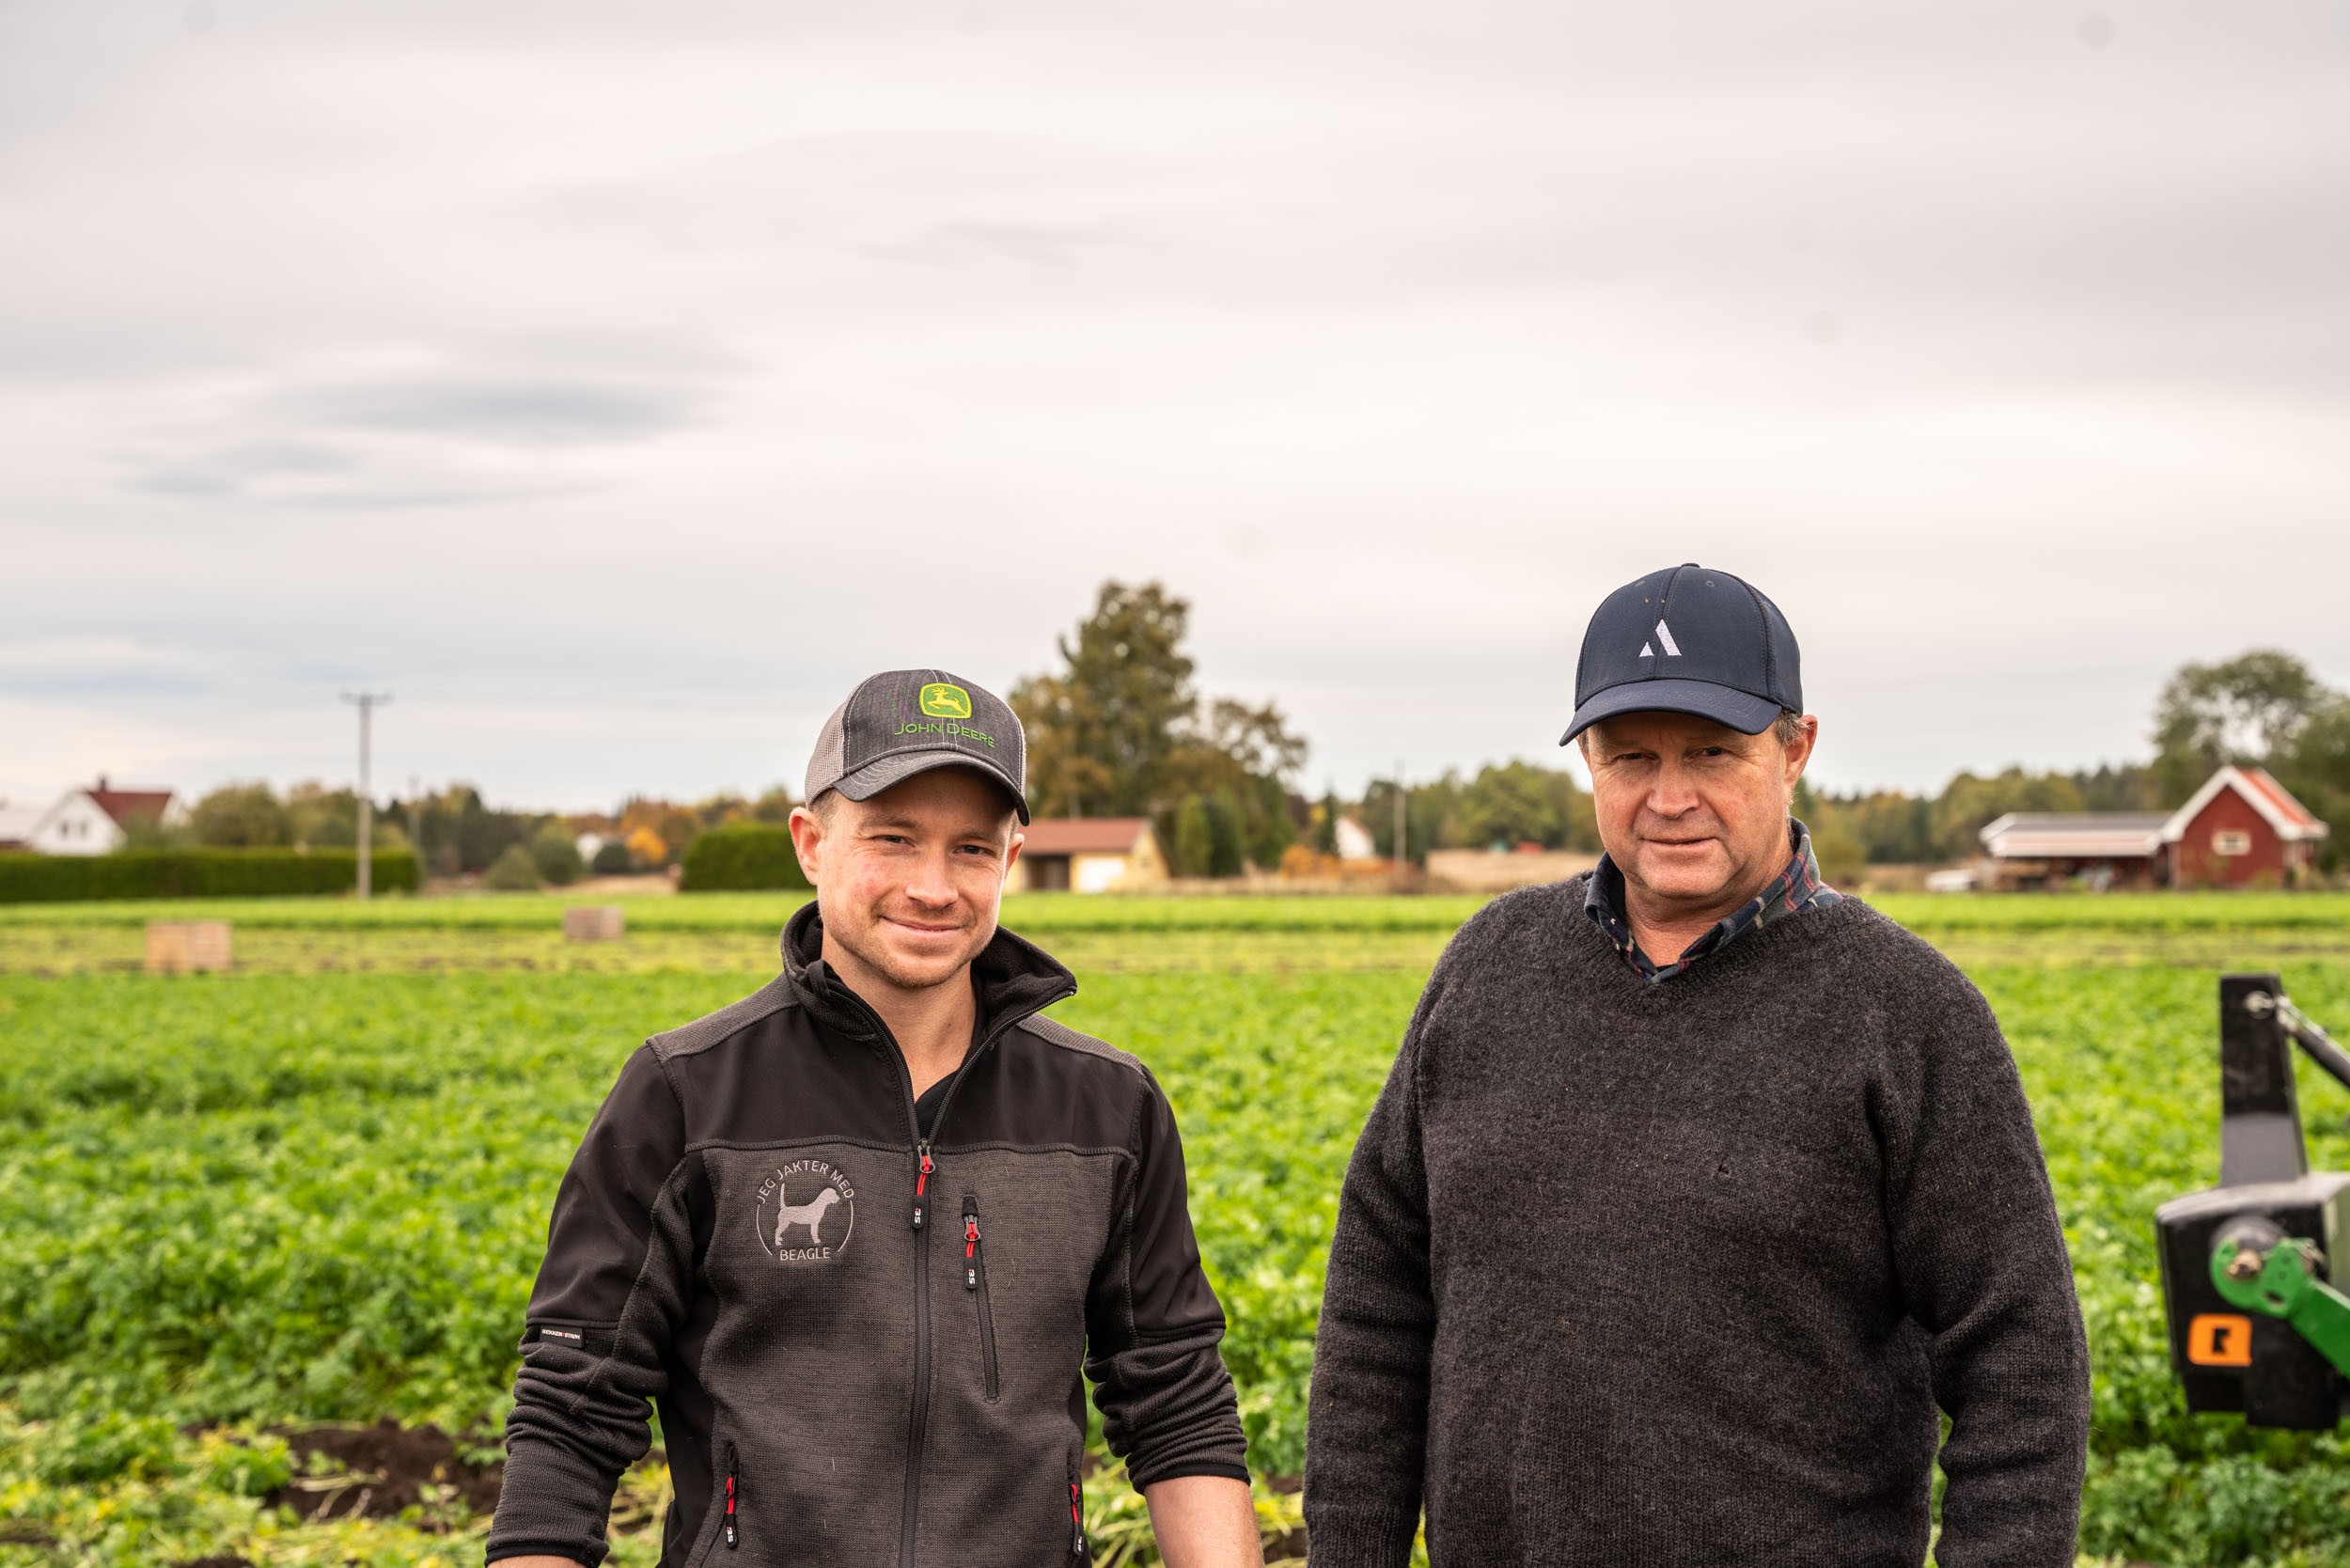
left=754, top=1159, right=857, bottom=1262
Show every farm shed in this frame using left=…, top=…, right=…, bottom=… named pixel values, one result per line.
left=2162, top=765, right=2327, bottom=887
left=21, top=778, right=176, bottom=856
left=1007, top=818, right=1167, bottom=894
left=1978, top=765, right=2327, bottom=890
left=1978, top=813, right=2170, bottom=891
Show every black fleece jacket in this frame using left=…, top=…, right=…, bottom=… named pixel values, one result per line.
left=488, top=906, right=1246, bottom=1568
left=1305, top=879, right=2090, bottom=1568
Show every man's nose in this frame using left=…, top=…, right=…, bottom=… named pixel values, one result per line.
left=902, top=850, right=958, bottom=906
left=1645, top=760, right=1702, bottom=817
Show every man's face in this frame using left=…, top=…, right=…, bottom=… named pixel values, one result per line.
left=789, top=767, right=1024, bottom=995
left=1581, top=711, right=1816, bottom=914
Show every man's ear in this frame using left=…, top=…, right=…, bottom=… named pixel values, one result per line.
left=787, top=805, right=825, bottom=886
left=1004, top=828, right=1024, bottom=873
left=1781, top=715, right=1819, bottom=792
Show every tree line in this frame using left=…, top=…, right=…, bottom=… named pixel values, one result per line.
left=1800, top=650, right=2350, bottom=881
left=158, top=780, right=801, bottom=889
left=147, top=602, right=2350, bottom=891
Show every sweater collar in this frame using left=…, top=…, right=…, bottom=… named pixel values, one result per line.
left=1583, top=818, right=1841, bottom=985
left=779, top=899, right=1078, bottom=1039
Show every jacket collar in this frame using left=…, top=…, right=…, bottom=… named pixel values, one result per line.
left=779, top=900, right=1077, bottom=1042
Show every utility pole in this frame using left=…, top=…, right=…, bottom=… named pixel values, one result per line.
left=1393, top=758, right=1407, bottom=880
left=407, top=775, right=423, bottom=884
left=340, top=692, right=392, bottom=899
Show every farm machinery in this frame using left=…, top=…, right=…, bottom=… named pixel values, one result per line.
left=2156, top=973, right=2350, bottom=1429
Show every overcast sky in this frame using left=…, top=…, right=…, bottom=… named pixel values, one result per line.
left=4, top=0, right=2346, bottom=812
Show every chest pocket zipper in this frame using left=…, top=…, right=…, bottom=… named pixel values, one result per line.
left=962, top=1194, right=1000, bottom=1403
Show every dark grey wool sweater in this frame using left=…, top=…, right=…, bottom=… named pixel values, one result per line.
left=1304, top=878, right=2089, bottom=1568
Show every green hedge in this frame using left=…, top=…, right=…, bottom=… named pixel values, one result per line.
left=678, top=825, right=810, bottom=892
left=0, top=850, right=419, bottom=903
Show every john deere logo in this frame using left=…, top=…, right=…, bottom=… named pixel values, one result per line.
left=919, top=682, right=972, bottom=719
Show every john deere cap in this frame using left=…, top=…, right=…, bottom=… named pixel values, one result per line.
left=804, top=669, right=1029, bottom=823
left=1560, top=564, right=1803, bottom=744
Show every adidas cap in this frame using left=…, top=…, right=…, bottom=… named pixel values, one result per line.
left=804, top=669, right=1030, bottom=823
left=1560, top=564, right=1803, bottom=745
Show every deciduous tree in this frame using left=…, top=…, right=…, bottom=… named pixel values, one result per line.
left=2152, top=650, right=2325, bottom=803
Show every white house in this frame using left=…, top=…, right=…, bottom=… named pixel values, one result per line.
left=21, top=780, right=177, bottom=855
left=1334, top=816, right=1378, bottom=861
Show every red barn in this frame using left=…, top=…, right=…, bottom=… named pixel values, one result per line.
left=2161, top=765, right=2328, bottom=887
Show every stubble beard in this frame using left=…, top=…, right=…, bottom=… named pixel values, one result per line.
left=830, top=902, right=988, bottom=995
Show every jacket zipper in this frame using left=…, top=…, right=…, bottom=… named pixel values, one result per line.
left=901, top=1134, right=932, bottom=1568
left=1068, top=1462, right=1088, bottom=1559
left=723, top=1440, right=739, bottom=1550
left=817, top=971, right=1074, bottom=1568
left=963, top=1194, right=1000, bottom=1402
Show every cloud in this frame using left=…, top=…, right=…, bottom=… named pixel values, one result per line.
left=290, top=379, right=691, bottom=445
left=114, top=362, right=706, bottom=505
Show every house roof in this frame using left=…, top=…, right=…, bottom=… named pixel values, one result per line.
left=1020, top=817, right=1152, bottom=855
left=1979, top=813, right=2169, bottom=859
left=86, top=788, right=175, bottom=828
left=2161, top=765, right=2328, bottom=843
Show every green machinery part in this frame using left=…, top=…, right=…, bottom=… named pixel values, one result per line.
left=2212, top=1234, right=2350, bottom=1380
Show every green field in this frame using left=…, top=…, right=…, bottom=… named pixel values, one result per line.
left=4, top=891, right=2350, bottom=1565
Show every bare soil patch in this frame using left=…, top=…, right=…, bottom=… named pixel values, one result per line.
left=264, top=1419, right=502, bottom=1523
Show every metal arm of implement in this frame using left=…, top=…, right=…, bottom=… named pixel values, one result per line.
left=2213, top=1231, right=2350, bottom=1380
left=2250, top=992, right=2350, bottom=1096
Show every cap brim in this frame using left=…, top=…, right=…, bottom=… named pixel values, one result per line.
left=1559, top=679, right=1782, bottom=745
left=833, top=749, right=1032, bottom=823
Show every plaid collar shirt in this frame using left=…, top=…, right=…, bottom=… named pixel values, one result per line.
left=1582, top=818, right=1842, bottom=985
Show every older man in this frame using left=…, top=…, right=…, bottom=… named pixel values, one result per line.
left=1305, top=567, right=2089, bottom=1567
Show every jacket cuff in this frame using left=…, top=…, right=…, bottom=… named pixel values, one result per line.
left=1129, top=1460, right=1250, bottom=1488
left=487, top=1543, right=606, bottom=1568
left=485, top=1436, right=619, bottom=1568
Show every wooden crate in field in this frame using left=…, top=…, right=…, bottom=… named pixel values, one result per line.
left=146, top=921, right=231, bottom=974
left=563, top=904, right=625, bottom=942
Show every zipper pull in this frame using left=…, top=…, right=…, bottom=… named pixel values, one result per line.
left=724, top=1443, right=739, bottom=1549
left=963, top=1199, right=981, bottom=1289
left=912, top=1142, right=933, bottom=1231
left=1069, top=1479, right=1087, bottom=1557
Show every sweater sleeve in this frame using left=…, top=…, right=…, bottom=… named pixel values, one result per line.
left=1883, top=971, right=2091, bottom=1568
left=1302, top=988, right=1439, bottom=1568
left=1085, top=1068, right=1250, bottom=1489
left=487, top=1046, right=697, bottom=1567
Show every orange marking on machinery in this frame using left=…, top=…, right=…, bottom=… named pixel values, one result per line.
left=2187, top=1313, right=2254, bottom=1367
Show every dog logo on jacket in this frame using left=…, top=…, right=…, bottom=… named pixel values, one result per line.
left=754, top=1160, right=856, bottom=1261
left=771, top=1186, right=839, bottom=1249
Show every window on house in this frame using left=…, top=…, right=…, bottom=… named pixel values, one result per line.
left=2212, top=830, right=2251, bottom=856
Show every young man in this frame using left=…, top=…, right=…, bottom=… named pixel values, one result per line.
left=488, top=670, right=1260, bottom=1568
left=1305, top=568, right=2091, bottom=1567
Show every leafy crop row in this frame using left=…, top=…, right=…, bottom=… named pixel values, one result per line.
left=9, top=885, right=2349, bottom=939
left=0, top=890, right=1493, bottom=933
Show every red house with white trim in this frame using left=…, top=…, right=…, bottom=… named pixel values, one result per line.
left=2161, top=765, right=2328, bottom=887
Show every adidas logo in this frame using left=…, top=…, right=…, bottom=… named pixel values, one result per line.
left=1637, top=620, right=1681, bottom=659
